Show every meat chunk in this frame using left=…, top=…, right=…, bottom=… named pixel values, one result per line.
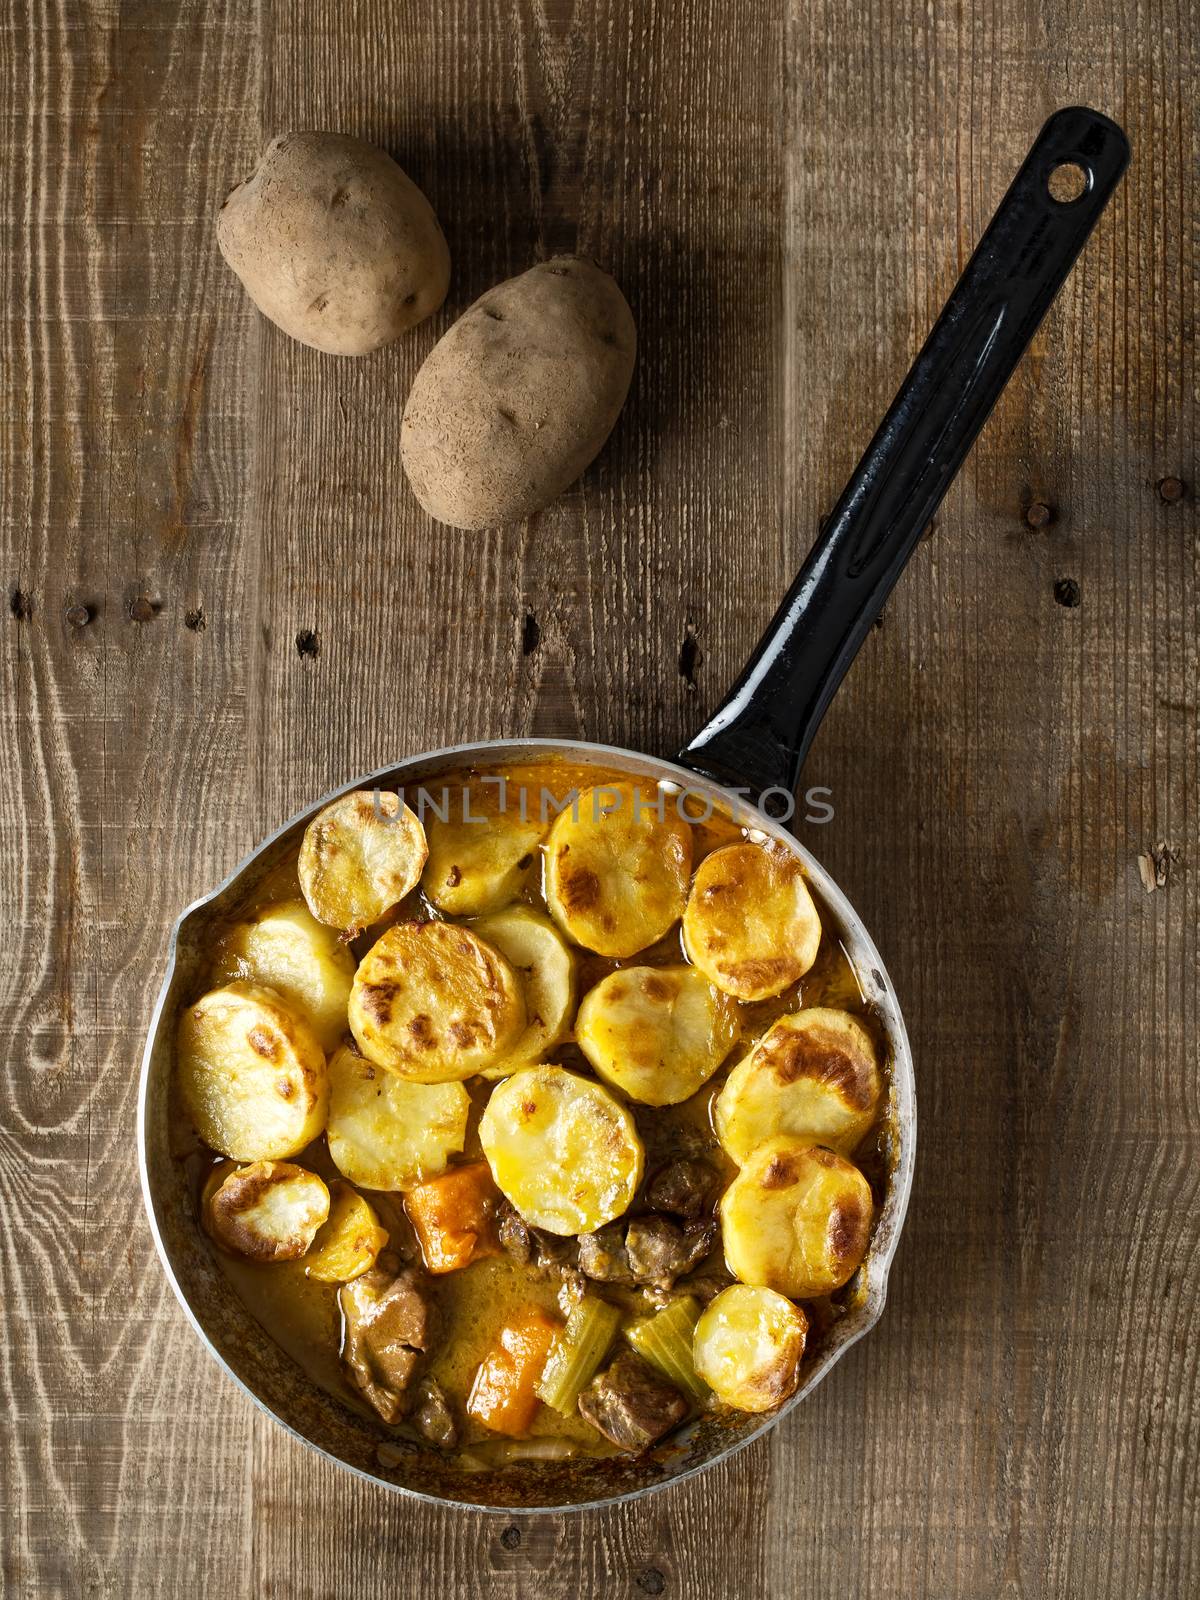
left=642, top=1265, right=735, bottom=1312
left=339, top=1266, right=437, bottom=1424
left=578, top=1351, right=689, bottom=1452
left=496, top=1201, right=532, bottom=1265
left=644, top=1158, right=715, bottom=1222
left=411, top=1376, right=458, bottom=1448
left=580, top=1217, right=714, bottom=1290
left=530, top=1227, right=579, bottom=1273
left=496, top=1200, right=581, bottom=1275
left=625, top=1217, right=713, bottom=1288
left=577, top=1222, right=633, bottom=1283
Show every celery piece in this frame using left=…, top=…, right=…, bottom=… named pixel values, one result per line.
left=625, top=1295, right=710, bottom=1405
left=536, top=1296, right=623, bottom=1415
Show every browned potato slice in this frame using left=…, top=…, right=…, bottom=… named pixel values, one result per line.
left=298, top=790, right=428, bottom=937
left=543, top=783, right=692, bottom=957
left=479, top=1065, right=644, bottom=1235
left=305, top=1179, right=390, bottom=1282
left=325, top=1044, right=470, bottom=1187
left=721, top=1137, right=873, bottom=1298
left=714, top=1007, right=882, bottom=1162
left=423, top=785, right=546, bottom=915
left=210, top=898, right=354, bottom=1053
left=473, top=906, right=576, bottom=1078
left=348, top=922, right=525, bottom=1081
left=682, top=841, right=821, bottom=1000
left=692, top=1284, right=807, bottom=1412
left=204, top=1160, right=330, bottom=1262
left=177, top=981, right=328, bottom=1160
left=575, top=964, right=740, bottom=1106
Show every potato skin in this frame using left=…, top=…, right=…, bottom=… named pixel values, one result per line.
left=400, top=256, right=636, bottom=529
left=217, top=132, right=450, bottom=356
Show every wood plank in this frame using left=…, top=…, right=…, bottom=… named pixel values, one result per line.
left=0, top=0, right=1195, bottom=1595
left=0, top=2, right=263, bottom=1594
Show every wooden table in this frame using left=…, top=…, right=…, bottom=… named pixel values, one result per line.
left=2, top=2, right=1196, bottom=1596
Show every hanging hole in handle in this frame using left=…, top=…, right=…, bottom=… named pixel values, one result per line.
left=1047, top=160, right=1091, bottom=204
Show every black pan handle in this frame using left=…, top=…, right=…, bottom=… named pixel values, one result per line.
left=677, top=106, right=1130, bottom=802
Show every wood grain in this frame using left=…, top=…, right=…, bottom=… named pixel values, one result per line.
left=1, top=0, right=1195, bottom=1596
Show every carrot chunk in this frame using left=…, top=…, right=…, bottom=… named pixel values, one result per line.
left=403, top=1161, right=502, bottom=1274
left=467, top=1306, right=562, bottom=1437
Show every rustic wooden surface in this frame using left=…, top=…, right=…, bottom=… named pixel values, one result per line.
left=2, top=0, right=1196, bottom=1595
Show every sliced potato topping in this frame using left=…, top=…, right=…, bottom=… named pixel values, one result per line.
left=543, top=783, right=692, bottom=958
left=715, top=1007, right=881, bottom=1163
left=575, top=964, right=740, bottom=1106
left=204, top=1160, right=330, bottom=1262
left=325, top=1043, right=469, bottom=1189
left=473, top=906, right=576, bottom=1078
left=305, top=1179, right=390, bottom=1282
left=298, top=789, right=428, bottom=936
left=423, top=785, right=546, bottom=915
left=177, top=981, right=329, bottom=1160
left=210, top=898, right=354, bottom=1053
left=682, top=841, right=822, bottom=1000
left=479, top=1065, right=644, bottom=1235
left=721, top=1136, right=873, bottom=1299
left=692, top=1284, right=807, bottom=1412
left=348, top=921, right=525, bottom=1081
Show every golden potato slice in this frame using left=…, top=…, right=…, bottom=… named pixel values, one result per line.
left=177, top=981, right=329, bottom=1160
left=204, top=1160, right=330, bottom=1262
left=721, top=1137, right=873, bottom=1299
left=692, top=1284, right=807, bottom=1412
left=715, top=1008, right=881, bottom=1163
left=348, top=921, right=526, bottom=1081
left=479, top=1065, right=644, bottom=1235
left=326, top=1044, right=470, bottom=1188
left=210, top=898, right=354, bottom=1053
left=473, top=906, right=576, bottom=1078
left=305, top=1179, right=390, bottom=1282
left=575, top=964, right=740, bottom=1106
left=543, top=783, right=692, bottom=958
left=298, top=789, right=428, bottom=936
left=682, top=841, right=822, bottom=1000
left=423, top=785, right=546, bottom=915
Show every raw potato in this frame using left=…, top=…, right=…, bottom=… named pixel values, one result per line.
left=683, top=841, right=822, bottom=1000
left=473, top=906, right=576, bottom=1078
left=305, top=1179, right=390, bottom=1282
left=692, top=1284, right=808, bottom=1412
left=479, top=1065, right=644, bottom=1235
left=423, top=783, right=546, bottom=915
left=204, top=1160, right=330, bottom=1263
left=325, top=1044, right=469, bottom=1188
left=721, top=1137, right=873, bottom=1299
left=575, top=964, right=740, bottom=1106
left=177, top=981, right=329, bottom=1160
left=298, top=790, right=428, bottom=937
left=400, top=256, right=636, bottom=530
left=543, top=783, right=692, bottom=958
left=715, top=1007, right=882, bottom=1163
left=217, top=131, right=449, bottom=356
left=210, top=898, right=354, bottom=1052
left=349, top=921, right=525, bottom=1081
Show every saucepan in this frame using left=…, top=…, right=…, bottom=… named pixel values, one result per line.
left=138, top=107, right=1128, bottom=1511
